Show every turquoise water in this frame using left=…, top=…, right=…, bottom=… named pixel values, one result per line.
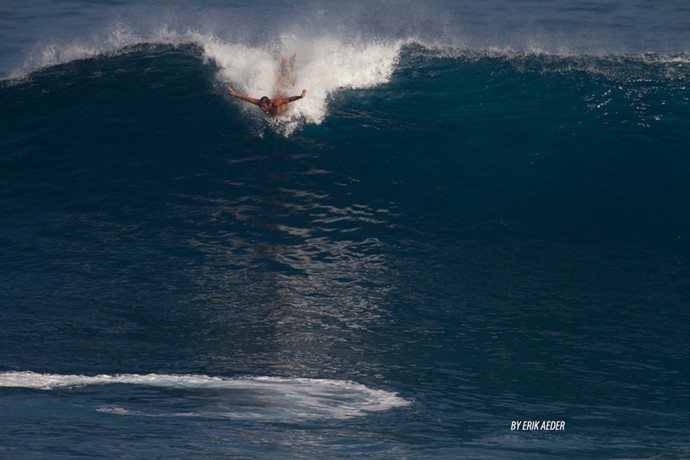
left=1, top=1, right=690, bottom=458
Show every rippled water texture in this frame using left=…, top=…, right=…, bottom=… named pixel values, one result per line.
left=2, top=1, right=690, bottom=458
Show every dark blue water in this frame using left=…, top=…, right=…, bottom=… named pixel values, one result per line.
left=2, top=1, right=690, bottom=458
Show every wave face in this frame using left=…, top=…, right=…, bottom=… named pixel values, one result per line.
left=2, top=1, right=690, bottom=459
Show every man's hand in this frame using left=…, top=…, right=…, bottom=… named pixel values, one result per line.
left=301, top=89, right=307, bottom=98
left=228, top=87, right=238, bottom=97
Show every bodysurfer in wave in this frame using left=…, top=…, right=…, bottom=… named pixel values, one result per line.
left=228, top=55, right=306, bottom=117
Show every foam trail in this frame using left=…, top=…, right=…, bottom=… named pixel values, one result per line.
left=0, top=371, right=410, bottom=420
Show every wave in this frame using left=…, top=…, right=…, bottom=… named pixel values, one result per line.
left=5, top=0, right=690, bottom=72
left=3, top=29, right=687, bottom=140
left=0, top=371, right=410, bottom=421
left=10, top=23, right=689, bottom=86
left=14, top=23, right=690, bottom=75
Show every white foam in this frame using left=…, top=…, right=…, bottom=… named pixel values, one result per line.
left=203, top=34, right=402, bottom=135
left=0, top=371, right=410, bottom=420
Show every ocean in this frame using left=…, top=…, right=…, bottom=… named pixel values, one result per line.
left=1, top=0, right=690, bottom=458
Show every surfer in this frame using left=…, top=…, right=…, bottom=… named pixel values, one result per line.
left=227, top=55, right=306, bottom=117
left=228, top=88, right=307, bottom=117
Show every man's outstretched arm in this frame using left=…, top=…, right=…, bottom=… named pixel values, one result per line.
left=228, top=87, right=260, bottom=105
left=273, top=89, right=307, bottom=106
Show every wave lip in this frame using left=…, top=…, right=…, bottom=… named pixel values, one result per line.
left=0, top=371, right=410, bottom=420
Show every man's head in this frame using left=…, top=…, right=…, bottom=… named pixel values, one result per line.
left=259, top=96, right=271, bottom=113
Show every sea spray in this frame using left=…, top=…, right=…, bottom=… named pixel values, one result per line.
left=204, top=35, right=401, bottom=134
